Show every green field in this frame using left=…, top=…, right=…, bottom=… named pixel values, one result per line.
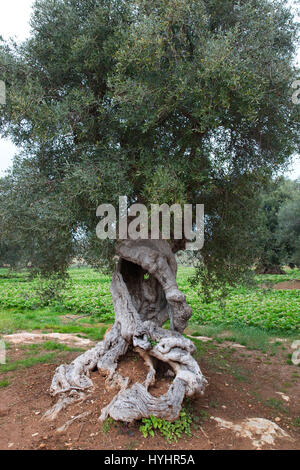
left=0, top=267, right=299, bottom=341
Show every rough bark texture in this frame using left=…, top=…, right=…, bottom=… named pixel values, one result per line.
left=46, top=240, right=207, bottom=423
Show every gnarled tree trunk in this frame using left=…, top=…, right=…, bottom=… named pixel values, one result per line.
left=45, top=240, right=207, bottom=423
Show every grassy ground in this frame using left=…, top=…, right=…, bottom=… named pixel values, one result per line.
left=0, top=266, right=298, bottom=339
left=180, top=267, right=300, bottom=332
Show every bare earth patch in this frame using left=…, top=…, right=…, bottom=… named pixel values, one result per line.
left=273, top=280, right=300, bottom=290
left=187, top=335, right=247, bottom=349
left=3, top=332, right=94, bottom=348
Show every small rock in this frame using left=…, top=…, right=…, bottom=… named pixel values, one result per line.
left=32, top=433, right=39, bottom=437
left=212, top=417, right=291, bottom=449
left=276, top=392, right=290, bottom=402
left=8, top=443, right=14, bottom=448
left=275, top=417, right=281, bottom=423
left=39, top=443, right=46, bottom=449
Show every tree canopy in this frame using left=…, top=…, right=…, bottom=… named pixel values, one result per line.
left=254, top=177, right=300, bottom=274
left=278, top=178, right=300, bottom=267
left=0, top=0, right=299, bottom=289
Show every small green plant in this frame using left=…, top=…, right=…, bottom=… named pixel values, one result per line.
left=102, top=417, right=115, bottom=434
left=139, top=408, right=192, bottom=443
left=232, top=366, right=250, bottom=383
left=126, top=440, right=138, bottom=450
left=147, top=337, right=158, bottom=348
left=209, top=400, right=219, bottom=409
left=34, top=274, right=69, bottom=306
left=282, top=381, right=293, bottom=389
left=265, top=398, right=288, bottom=414
left=0, top=379, right=10, bottom=388
left=292, top=417, right=300, bottom=427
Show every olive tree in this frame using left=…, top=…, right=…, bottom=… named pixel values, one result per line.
left=0, top=0, right=299, bottom=422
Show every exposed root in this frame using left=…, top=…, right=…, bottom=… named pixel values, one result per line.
left=56, top=411, right=92, bottom=433
left=43, top=390, right=86, bottom=421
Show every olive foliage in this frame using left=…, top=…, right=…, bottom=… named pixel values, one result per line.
left=0, top=0, right=299, bottom=289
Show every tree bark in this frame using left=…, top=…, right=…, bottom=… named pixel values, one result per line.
left=46, top=240, right=207, bottom=423
left=255, top=266, right=285, bottom=275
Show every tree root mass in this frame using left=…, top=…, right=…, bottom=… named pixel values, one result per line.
left=47, top=240, right=207, bottom=423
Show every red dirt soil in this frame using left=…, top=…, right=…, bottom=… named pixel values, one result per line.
left=0, top=344, right=299, bottom=450
left=273, top=280, right=300, bottom=290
